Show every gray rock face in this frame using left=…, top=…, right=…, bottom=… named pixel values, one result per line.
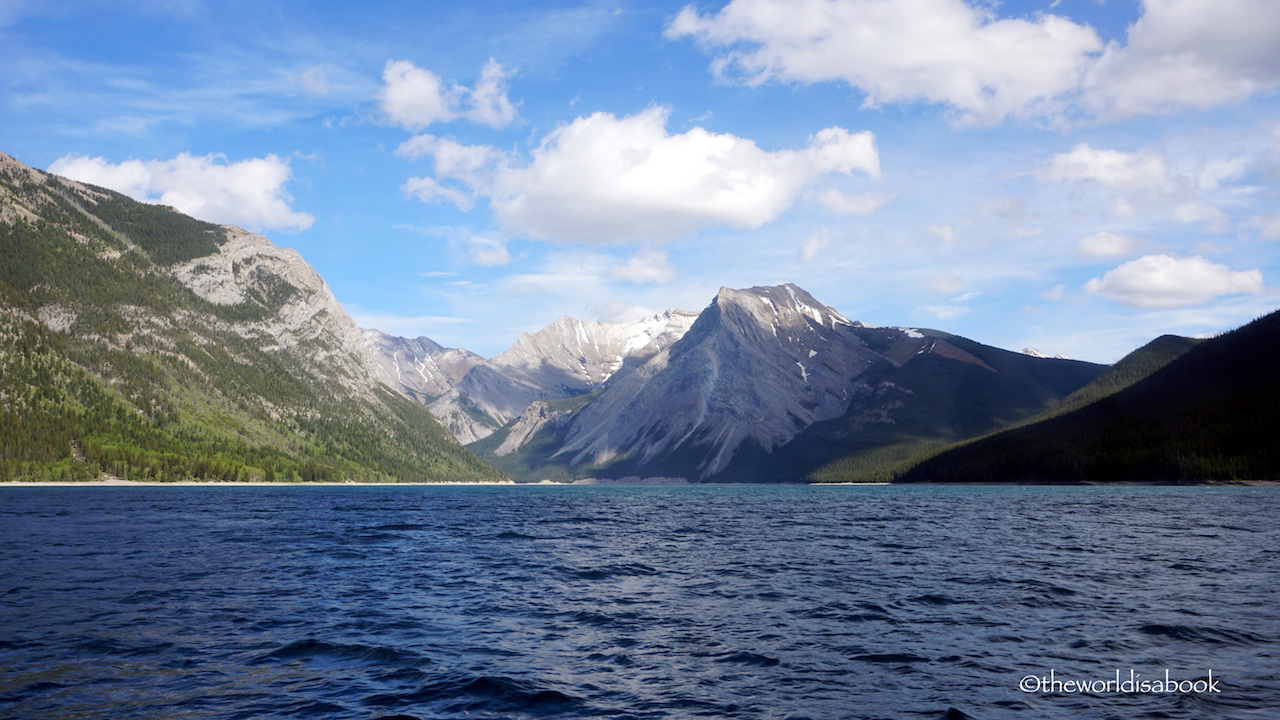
left=554, top=284, right=898, bottom=478
left=429, top=310, right=699, bottom=444
left=361, top=329, right=483, bottom=403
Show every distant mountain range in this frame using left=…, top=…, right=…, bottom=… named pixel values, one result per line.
left=372, top=283, right=1107, bottom=482
left=0, top=151, right=503, bottom=483
left=5, top=148, right=1276, bottom=484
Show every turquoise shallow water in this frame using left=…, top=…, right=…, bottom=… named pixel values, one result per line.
left=0, top=484, right=1277, bottom=719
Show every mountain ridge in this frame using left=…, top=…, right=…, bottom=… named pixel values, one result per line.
left=0, top=150, right=504, bottom=483
left=421, top=282, right=1106, bottom=482
left=896, top=311, right=1280, bottom=484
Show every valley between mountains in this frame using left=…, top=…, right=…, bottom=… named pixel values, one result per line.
left=3, top=150, right=1277, bottom=484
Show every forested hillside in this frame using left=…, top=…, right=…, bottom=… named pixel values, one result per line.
left=0, top=151, right=505, bottom=483
left=897, top=311, right=1280, bottom=483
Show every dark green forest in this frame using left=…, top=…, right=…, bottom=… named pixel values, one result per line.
left=896, top=311, right=1280, bottom=483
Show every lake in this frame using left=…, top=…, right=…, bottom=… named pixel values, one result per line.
left=1, top=484, right=1277, bottom=719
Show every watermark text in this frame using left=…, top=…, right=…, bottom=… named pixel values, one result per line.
left=1019, top=669, right=1220, bottom=694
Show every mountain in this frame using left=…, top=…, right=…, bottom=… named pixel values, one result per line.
left=428, top=310, right=699, bottom=443
left=0, top=151, right=505, bottom=483
left=468, top=283, right=1105, bottom=482
left=896, top=310, right=1280, bottom=483
left=1050, top=333, right=1200, bottom=416
left=361, top=329, right=483, bottom=404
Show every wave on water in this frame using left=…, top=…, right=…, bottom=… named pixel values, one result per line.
left=0, top=484, right=1276, bottom=720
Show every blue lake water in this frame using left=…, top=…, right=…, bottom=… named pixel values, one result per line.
left=0, top=484, right=1277, bottom=720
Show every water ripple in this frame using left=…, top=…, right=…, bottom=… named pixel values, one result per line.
left=0, top=484, right=1276, bottom=719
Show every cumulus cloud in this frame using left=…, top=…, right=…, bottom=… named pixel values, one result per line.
left=1084, top=254, right=1264, bottom=309
left=398, top=135, right=507, bottom=211
left=468, top=58, right=518, bottom=129
left=398, top=135, right=506, bottom=182
left=668, top=0, right=1280, bottom=124
left=1079, top=231, right=1144, bottom=259
left=378, top=59, right=517, bottom=131
left=667, top=0, right=1101, bottom=124
left=1083, top=0, right=1280, bottom=120
left=49, top=152, right=314, bottom=232
left=611, top=249, right=676, bottom=284
left=488, top=107, right=879, bottom=243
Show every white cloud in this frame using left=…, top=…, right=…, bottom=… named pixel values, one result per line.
left=611, top=249, right=675, bottom=284
left=468, top=58, right=518, bottom=129
left=799, top=226, right=830, bottom=261
left=396, top=134, right=506, bottom=207
left=48, top=152, right=314, bottom=232
left=398, top=135, right=508, bottom=212
left=402, top=176, right=473, bottom=211
left=1079, top=231, right=1144, bottom=259
left=465, top=235, right=511, bottom=267
left=1037, top=140, right=1255, bottom=230
left=379, top=60, right=462, bottom=131
left=1083, top=0, right=1280, bottom=120
left=667, top=0, right=1102, bottom=124
left=378, top=58, right=517, bottom=131
left=669, top=0, right=1280, bottom=124
left=813, top=189, right=892, bottom=215
left=488, top=107, right=879, bottom=243
left=1084, top=254, right=1264, bottom=309
left=1039, top=143, right=1170, bottom=192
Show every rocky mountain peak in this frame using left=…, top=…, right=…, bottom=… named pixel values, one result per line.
left=425, top=308, right=699, bottom=444
left=712, top=283, right=854, bottom=332
left=361, top=329, right=483, bottom=403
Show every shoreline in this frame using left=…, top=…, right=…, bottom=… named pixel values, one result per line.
left=0, top=479, right=519, bottom=487
left=3, top=479, right=1275, bottom=487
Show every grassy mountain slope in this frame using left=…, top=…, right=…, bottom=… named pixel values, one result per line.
left=0, top=152, right=504, bottom=483
left=896, top=311, right=1280, bottom=483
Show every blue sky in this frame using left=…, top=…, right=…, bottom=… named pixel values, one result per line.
left=3, top=0, right=1278, bottom=361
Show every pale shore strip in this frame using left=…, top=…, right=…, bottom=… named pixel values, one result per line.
left=0, top=479, right=517, bottom=487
